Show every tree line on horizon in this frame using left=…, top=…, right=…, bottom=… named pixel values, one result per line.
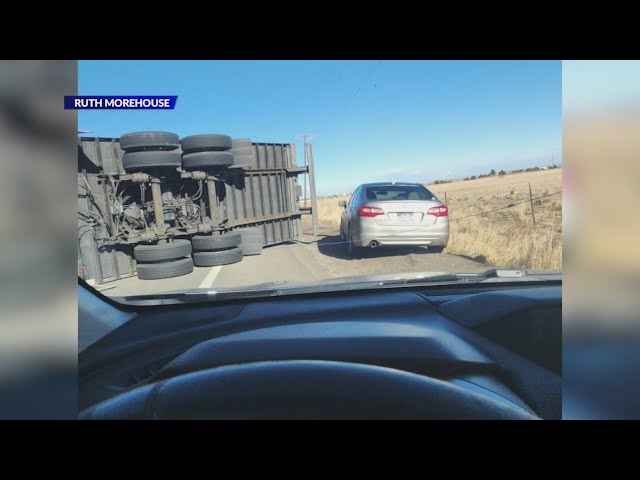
left=432, top=164, right=560, bottom=184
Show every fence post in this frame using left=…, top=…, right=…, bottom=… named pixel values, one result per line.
left=444, top=192, right=448, bottom=206
left=528, top=182, right=536, bottom=225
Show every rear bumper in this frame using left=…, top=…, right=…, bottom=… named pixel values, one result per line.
left=353, top=219, right=449, bottom=247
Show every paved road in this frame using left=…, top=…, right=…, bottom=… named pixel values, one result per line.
left=210, top=241, right=324, bottom=288
left=102, top=222, right=485, bottom=298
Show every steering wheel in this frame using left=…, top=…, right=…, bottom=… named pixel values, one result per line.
left=79, top=360, right=536, bottom=420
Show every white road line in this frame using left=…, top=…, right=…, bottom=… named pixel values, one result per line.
left=198, top=266, right=222, bottom=289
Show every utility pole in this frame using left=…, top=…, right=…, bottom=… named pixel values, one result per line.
left=294, top=134, right=319, bottom=236
left=294, top=134, right=317, bottom=208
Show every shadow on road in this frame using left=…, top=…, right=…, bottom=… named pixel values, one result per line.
left=316, top=235, right=432, bottom=260
left=447, top=252, right=488, bottom=265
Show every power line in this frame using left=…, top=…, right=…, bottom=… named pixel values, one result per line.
left=321, top=60, right=383, bottom=134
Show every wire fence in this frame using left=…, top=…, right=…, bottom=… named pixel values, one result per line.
left=448, top=190, right=562, bottom=223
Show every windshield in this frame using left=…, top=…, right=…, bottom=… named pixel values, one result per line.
left=77, top=60, right=562, bottom=302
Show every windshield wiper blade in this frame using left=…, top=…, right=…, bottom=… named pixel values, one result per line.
left=375, top=269, right=527, bottom=287
left=118, top=284, right=284, bottom=304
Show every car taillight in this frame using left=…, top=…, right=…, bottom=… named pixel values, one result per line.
left=358, top=206, right=384, bottom=217
left=427, top=206, right=448, bottom=217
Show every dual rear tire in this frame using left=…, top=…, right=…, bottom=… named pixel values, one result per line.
left=120, top=131, right=182, bottom=173
left=133, top=240, right=194, bottom=280
left=193, top=248, right=243, bottom=267
left=180, top=134, right=234, bottom=169
left=136, top=258, right=194, bottom=280
left=132, top=229, right=261, bottom=279
left=120, top=131, right=235, bottom=171
left=191, top=231, right=243, bottom=267
left=120, top=131, right=180, bottom=152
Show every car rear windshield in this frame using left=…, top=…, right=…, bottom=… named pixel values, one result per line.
left=364, top=185, right=435, bottom=201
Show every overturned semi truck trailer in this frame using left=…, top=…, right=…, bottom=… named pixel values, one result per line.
left=78, top=132, right=314, bottom=284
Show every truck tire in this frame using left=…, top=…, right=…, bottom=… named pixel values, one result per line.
left=119, top=131, right=180, bottom=151
left=347, top=231, right=361, bottom=259
left=191, top=232, right=241, bottom=251
left=180, top=134, right=232, bottom=153
left=193, top=248, right=243, bottom=267
left=136, top=257, right=194, bottom=280
left=133, top=240, right=192, bottom=262
left=122, top=151, right=182, bottom=171
left=182, top=151, right=234, bottom=169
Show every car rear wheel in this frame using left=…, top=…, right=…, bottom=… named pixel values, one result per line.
left=429, top=246, right=445, bottom=253
left=347, top=231, right=360, bottom=259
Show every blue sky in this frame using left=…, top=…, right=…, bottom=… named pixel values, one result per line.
left=79, top=60, right=561, bottom=195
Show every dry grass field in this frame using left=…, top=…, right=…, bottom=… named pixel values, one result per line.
left=315, top=168, right=562, bottom=270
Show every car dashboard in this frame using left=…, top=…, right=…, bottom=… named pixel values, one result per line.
left=79, top=281, right=561, bottom=419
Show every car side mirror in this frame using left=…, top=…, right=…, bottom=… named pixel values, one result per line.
left=338, top=200, right=347, bottom=208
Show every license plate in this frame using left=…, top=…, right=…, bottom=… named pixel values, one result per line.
left=398, top=213, right=413, bottom=222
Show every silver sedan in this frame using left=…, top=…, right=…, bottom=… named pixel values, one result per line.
left=339, top=182, right=449, bottom=257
